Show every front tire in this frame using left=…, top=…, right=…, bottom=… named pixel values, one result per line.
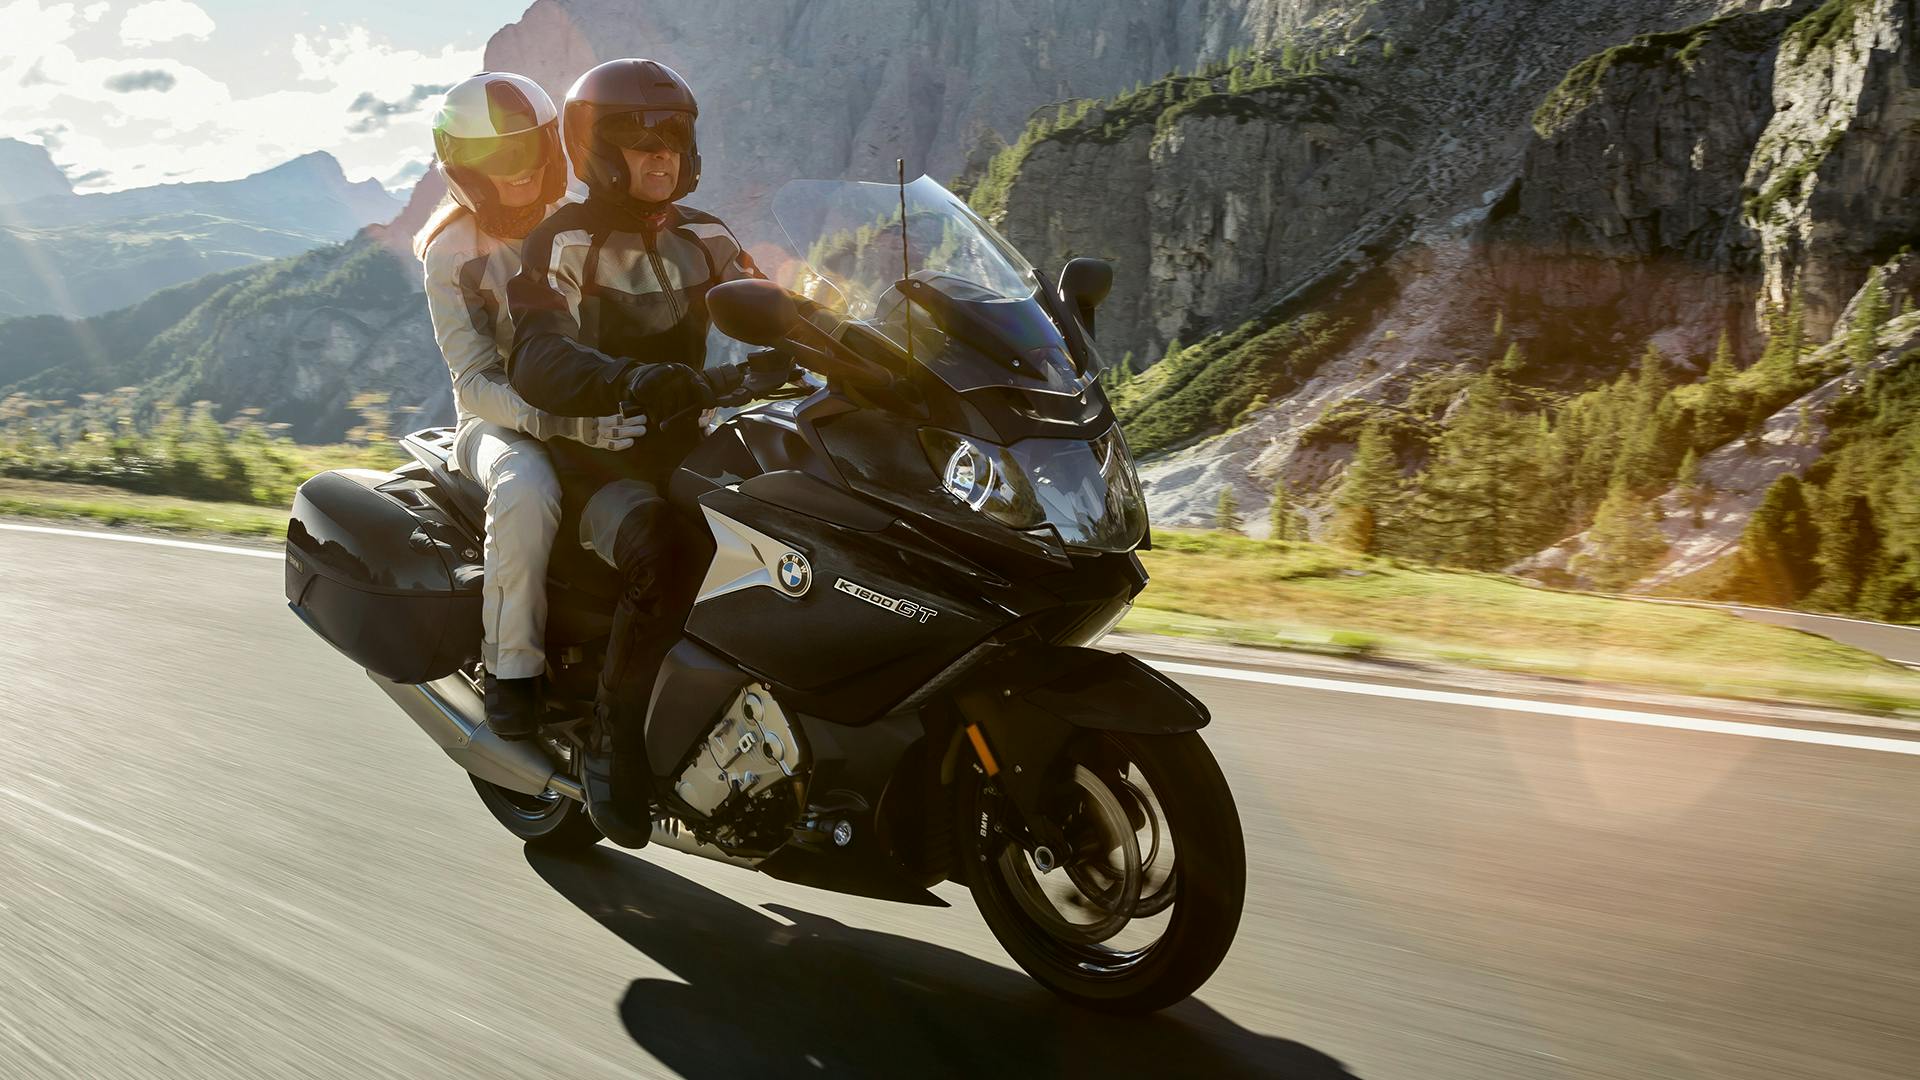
left=469, top=774, right=604, bottom=850
left=960, top=730, right=1246, bottom=1014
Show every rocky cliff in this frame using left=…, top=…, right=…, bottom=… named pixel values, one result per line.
left=984, top=0, right=1916, bottom=573
left=479, top=0, right=1355, bottom=247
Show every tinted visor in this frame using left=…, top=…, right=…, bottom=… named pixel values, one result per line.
left=437, top=127, right=546, bottom=176
left=597, top=110, right=694, bottom=153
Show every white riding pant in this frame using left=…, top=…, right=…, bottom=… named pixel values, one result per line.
left=453, top=421, right=562, bottom=680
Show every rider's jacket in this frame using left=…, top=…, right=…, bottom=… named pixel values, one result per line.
left=506, top=196, right=759, bottom=485
left=420, top=203, right=570, bottom=472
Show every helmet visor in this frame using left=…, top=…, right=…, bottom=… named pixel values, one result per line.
left=437, top=127, right=547, bottom=177
left=597, top=110, right=694, bottom=154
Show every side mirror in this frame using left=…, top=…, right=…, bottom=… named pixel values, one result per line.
left=709, top=279, right=801, bottom=346
left=1058, top=258, right=1113, bottom=338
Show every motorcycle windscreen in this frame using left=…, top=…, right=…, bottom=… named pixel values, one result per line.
left=769, top=175, right=1096, bottom=395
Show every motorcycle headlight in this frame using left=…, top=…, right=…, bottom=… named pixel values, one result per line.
left=918, top=429, right=1045, bottom=528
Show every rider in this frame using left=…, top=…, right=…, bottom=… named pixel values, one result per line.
left=506, top=58, right=789, bottom=847
left=416, top=72, right=647, bottom=742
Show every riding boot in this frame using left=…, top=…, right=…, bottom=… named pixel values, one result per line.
left=482, top=674, right=542, bottom=741
left=583, top=599, right=660, bottom=848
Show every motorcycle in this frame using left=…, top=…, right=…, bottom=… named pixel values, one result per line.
left=283, top=175, right=1245, bottom=1013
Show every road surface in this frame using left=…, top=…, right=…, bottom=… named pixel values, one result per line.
left=1, top=524, right=1917, bottom=1079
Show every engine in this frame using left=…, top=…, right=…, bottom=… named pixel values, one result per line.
left=672, top=683, right=806, bottom=823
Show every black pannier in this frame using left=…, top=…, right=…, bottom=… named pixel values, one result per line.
left=284, top=469, right=481, bottom=683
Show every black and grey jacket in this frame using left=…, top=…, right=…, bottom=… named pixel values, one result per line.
left=506, top=197, right=758, bottom=483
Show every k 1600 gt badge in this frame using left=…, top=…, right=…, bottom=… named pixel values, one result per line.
left=777, top=552, right=811, bottom=595
left=833, top=577, right=939, bottom=624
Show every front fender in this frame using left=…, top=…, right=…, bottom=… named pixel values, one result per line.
left=950, top=646, right=1210, bottom=828
left=1009, top=646, right=1209, bottom=733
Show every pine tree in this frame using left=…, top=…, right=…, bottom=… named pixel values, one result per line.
left=1699, top=331, right=1741, bottom=447
left=1848, top=267, right=1890, bottom=375
left=1809, top=476, right=1882, bottom=611
left=1759, top=283, right=1807, bottom=385
left=1270, top=476, right=1308, bottom=541
left=1676, top=448, right=1709, bottom=527
left=1215, top=485, right=1242, bottom=533
left=1327, top=420, right=1400, bottom=554
left=1574, top=480, right=1668, bottom=591
left=1728, top=474, right=1819, bottom=603
left=1612, top=344, right=1676, bottom=492
left=1404, top=371, right=1554, bottom=569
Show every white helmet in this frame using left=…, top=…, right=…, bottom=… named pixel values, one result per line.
left=431, top=72, right=566, bottom=234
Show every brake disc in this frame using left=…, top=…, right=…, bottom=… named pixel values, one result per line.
left=998, top=765, right=1142, bottom=946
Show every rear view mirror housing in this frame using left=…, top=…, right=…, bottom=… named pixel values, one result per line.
left=1058, top=258, right=1113, bottom=338
left=709, top=279, right=801, bottom=346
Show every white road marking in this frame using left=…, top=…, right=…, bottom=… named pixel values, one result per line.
left=9, top=521, right=1918, bottom=758
left=0, top=521, right=281, bottom=559
left=1148, top=660, right=1920, bottom=757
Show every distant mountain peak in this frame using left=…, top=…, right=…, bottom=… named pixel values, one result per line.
left=0, top=138, right=76, bottom=206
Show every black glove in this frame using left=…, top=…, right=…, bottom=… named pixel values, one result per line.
left=621, top=362, right=711, bottom=429
left=707, top=349, right=797, bottom=408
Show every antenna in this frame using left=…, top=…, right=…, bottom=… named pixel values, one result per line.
left=898, top=157, right=915, bottom=368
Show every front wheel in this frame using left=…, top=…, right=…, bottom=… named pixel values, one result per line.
left=959, top=730, right=1246, bottom=1014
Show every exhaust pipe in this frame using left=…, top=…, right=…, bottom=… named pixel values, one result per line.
left=650, top=817, right=762, bottom=868
left=367, top=671, right=559, bottom=798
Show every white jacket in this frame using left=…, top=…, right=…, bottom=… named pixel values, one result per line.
left=420, top=206, right=569, bottom=472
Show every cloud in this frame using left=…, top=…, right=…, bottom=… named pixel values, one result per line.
left=67, top=167, right=108, bottom=184
left=119, top=0, right=212, bottom=48
left=0, top=1, right=79, bottom=67
left=346, top=82, right=451, bottom=133
left=103, top=67, right=175, bottom=92
left=81, top=1, right=106, bottom=19
left=4, top=21, right=480, bottom=192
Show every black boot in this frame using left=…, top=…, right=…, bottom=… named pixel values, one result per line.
left=581, top=713, right=652, bottom=848
left=483, top=674, right=542, bottom=741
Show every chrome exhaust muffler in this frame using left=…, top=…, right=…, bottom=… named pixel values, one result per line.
left=367, top=671, right=560, bottom=797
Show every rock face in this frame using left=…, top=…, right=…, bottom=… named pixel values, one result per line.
left=1748, top=0, right=1920, bottom=339
left=478, top=0, right=1343, bottom=247
left=996, top=75, right=1420, bottom=367
left=1485, top=4, right=1816, bottom=364
left=1010, top=0, right=1916, bottom=555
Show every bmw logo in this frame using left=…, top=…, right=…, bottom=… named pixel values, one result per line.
left=776, top=552, right=811, bottom=595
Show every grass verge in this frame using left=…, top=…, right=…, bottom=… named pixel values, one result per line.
left=0, top=478, right=285, bottom=538
left=3, top=483, right=1915, bottom=715
left=1124, top=530, right=1920, bottom=715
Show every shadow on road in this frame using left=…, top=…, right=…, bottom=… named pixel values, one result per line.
left=530, top=847, right=1356, bottom=1079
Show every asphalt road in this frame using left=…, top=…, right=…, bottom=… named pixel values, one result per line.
left=2, top=524, right=1918, bottom=1080
left=1724, top=605, right=1920, bottom=667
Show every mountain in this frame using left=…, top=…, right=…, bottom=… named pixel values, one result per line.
left=0, top=151, right=401, bottom=319
left=479, top=0, right=1321, bottom=246
left=1, top=232, right=442, bottom=444
left=0, top=0, right=1337, bottom=441
left=0, top=140, right=74, bottom=206
left=8, top=0, right=1914, bottom=617
left=971, top=1, right=1915, bottom=575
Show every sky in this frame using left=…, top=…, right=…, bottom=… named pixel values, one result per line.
left=1, top=0, right=534, bottom=194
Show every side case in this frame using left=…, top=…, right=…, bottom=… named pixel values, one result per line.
left=284, top=469, right=482, bottom=684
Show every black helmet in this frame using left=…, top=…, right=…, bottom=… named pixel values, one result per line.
left=563, top=58, right=702, bottom=205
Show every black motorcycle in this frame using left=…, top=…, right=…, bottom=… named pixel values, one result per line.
left=283, top=176, right=1245, bottom=1013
